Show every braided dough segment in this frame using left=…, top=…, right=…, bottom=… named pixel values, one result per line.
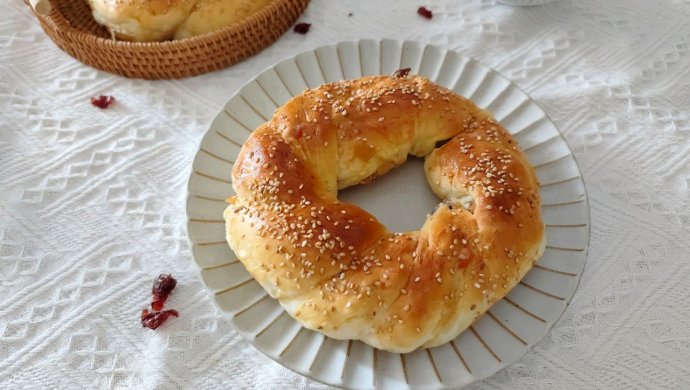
left=225, top=75, right=544, bottom=352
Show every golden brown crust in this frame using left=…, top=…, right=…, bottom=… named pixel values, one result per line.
left=86, top=0, right=274, bottom=41
left=224, top=74, right=545, bottom=352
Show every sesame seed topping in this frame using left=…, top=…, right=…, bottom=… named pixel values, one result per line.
left=226, top=75, right=538, bottom=335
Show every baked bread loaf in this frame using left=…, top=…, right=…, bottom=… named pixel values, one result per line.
left=224, top=73, right=545, bottom=353
left=87, top=0, right=274, bottom=41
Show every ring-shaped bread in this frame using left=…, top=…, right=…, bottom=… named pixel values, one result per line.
left=224, top=73, right=545, bottom=353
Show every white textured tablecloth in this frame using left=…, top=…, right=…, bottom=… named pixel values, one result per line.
left=2, top=0, right=690, bottom=388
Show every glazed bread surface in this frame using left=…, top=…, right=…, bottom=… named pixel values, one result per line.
left=224, top=74, right=545, bottom=353
left=87, top=0, right=274, bottom=41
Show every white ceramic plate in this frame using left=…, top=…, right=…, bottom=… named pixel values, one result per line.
left=186, top=39, right=589, bottom=389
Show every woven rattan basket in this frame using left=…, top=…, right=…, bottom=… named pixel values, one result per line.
left=25, top=0, right=310, bottom=79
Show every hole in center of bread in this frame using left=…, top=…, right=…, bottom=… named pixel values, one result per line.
left=338, top=157, right=439, bottom=232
